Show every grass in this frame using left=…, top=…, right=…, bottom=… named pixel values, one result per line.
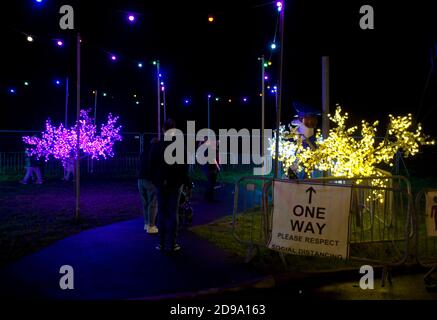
left=190, top=166, right=267, bottom=185
left=0, top=177, right=143, bottom=267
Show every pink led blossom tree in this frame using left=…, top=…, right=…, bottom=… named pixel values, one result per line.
left=23, top=110, right=122, bottom=167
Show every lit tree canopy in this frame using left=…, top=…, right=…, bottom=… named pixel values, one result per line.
left=270, top=106, right=435, bottom=180
left=23, top=110, right=122, bottom=166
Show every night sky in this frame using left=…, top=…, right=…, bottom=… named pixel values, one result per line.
left=1, top=0, right=437, bottom=149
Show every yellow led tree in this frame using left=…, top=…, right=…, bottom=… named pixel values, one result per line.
left=270, top=105, right=434, bottom=190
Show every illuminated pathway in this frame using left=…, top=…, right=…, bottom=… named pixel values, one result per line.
left=0, top=183, right=262, bottom=300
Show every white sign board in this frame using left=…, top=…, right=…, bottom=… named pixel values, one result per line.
left=268, top=181, right=352, bottom=259
left=425, top=191, right=437, bottom=237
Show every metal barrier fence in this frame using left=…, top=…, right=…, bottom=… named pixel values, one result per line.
left=0, top=152, right=139, bottom=177
left=232, top=175, right=414, bottom=269
left=414, top=189, right=437, bottom=268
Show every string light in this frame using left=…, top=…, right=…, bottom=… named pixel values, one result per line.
left=137, top=62, right=143, bottom=68
left=128, top=15, right=135, bottom=22
left=56, top=40, right=64, bottom=47
left=276, top=1, right=283, bottom=12
left=208, top=16, right=214, bottom=23
left=270, top=43, right=277, bottom=50
left=24, top=81, right=29, bottom=86
left=26, top=35, right=34, bottom=42
left=111, top=55, right=117, bottom=61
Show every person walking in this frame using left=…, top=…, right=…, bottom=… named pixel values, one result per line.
left=20, top=149, right=43, bottom=185
left=137, top=138, right=159, bottom=234
left=150, top=119, right=189, bottom=252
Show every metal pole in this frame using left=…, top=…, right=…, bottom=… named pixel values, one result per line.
left=75, top=33, right=81, bottom=221
left=163, top=86, right=167, bottom=123
left=260, top=56, right=265, bottom=159
left=94, top=89, right=98, bottom=124
left=322, top=56, right=330, bottom=139
left=156, top=60, right=161, bottom=140
left=275, top=3, right=285, bottom=178
left=65, top=77, right=69, bottom=127
left=207, top=95, right=211, bottom=129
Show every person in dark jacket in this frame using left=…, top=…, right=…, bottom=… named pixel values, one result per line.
left=150, top=119, right=189, bottom=252
left=20, top=149, right=43, bottom=184
left=138, top=137, right=159, bottom=234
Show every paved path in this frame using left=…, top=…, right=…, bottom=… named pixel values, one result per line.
left=0, top=182, right=262, bottom=300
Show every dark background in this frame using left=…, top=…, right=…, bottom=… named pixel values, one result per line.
left=0, top=0, right=436, bottom=138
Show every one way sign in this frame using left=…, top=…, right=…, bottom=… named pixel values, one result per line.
left=268, top=181, right=352, bottom=259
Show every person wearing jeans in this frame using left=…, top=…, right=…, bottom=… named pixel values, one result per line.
left=157, top=185, right=182, bottom=251
left=137, top=138, right=159, bottom=234
left=138, top=179, right=158, bottom=233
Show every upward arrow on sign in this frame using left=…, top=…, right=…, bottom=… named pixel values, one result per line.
left=306, top=187, right=316, bottom=204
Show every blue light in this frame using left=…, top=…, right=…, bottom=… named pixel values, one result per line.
left=243, top=97, right=248, bottom=103
left=276, top=1, right=283, bottom=12
left=55, top=80, right=61, bottom=86
left=9, top=88, right=16, bottom=94
left=35, top=0, right=43, bottom=3
left=184, top=98, right=190, bottom=105
left=270, top=43, right=277, bottom=50
left=138, top=62, right=143, bottom=68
